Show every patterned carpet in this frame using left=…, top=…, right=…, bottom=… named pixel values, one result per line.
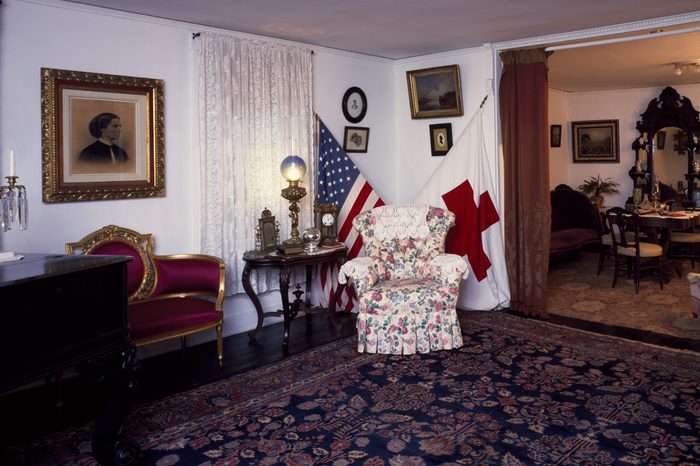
left=548, top=251, right=700, bottom=340
left=6, top=311, right=700, bottom=465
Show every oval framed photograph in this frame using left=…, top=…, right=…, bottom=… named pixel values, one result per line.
left=342, top=86, right=367, bottom=123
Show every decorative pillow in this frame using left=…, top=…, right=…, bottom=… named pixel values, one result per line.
left=368, top=236, right=435, bottom=281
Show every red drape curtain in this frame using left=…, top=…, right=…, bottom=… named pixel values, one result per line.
left=499, top=48, right=551, bottom=317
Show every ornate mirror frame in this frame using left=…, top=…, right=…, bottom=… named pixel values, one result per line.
left=631, top=86, right=700, bottom=202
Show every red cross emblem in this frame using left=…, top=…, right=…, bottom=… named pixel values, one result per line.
left=442, top=180, right=499, bottom=282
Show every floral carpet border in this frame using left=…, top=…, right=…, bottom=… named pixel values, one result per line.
left=8, top=310, right=700, bottom=465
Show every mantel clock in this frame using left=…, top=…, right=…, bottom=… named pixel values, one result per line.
left=314, top=202, right=341, bottom=247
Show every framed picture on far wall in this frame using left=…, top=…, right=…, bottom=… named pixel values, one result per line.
left=429, top=123, right=453, bottom=156
left=571, top=119, right=619, bottom=163
left=41, top=67, right=165, bottom=202
left=343, top=126, right=370, bottom=153
left=550, top=124, right=562, bottom=148
left=406, top=65, right=463, bottom=119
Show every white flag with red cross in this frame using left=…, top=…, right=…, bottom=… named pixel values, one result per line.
left=414, top=107, right=510, bottom=310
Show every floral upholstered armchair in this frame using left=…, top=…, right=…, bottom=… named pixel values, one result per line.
left=339, top=204, right=468, bottom=354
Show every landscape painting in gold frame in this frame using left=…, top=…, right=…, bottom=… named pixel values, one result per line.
left=406, top=65, right=463, bottom=119
left=571, top=119, right=619, bottom=164
left=41, top=68, right=165, bottom=202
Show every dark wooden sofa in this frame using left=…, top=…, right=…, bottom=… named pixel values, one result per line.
left=550, top=187, right=603, bottom=258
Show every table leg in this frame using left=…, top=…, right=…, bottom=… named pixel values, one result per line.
left=243, top=264, right=265, bottom=341
left=279, top=268, right=292, bottom=355
left=304, top=265, right=313, bottom=329
left=645, top=227, right=683, bottom=280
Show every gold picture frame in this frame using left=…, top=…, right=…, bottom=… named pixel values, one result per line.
left=406, top=65, right=463, bottom=119
left=571, top=119, right=619, bottom=163
left=41, top=68, right=165, bottom=202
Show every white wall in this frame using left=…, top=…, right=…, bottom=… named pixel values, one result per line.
left=393, top=47, right=496, bottom=202
left=313, top=50, right=397, bottom=203
left=549, top=84, right=700, bottom=208
left=0, top=0, right=400, bottom=357
left=548, top=88, right=571, bottom=188
left=0, top=0, right=196, bottom=254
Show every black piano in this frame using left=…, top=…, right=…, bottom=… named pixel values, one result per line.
left=0, top=253, right=140, bottom=465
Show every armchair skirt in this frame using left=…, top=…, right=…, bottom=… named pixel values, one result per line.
left=356, top=278, right=463, bottom=354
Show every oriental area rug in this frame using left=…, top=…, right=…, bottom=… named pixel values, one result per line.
left=548, top=251, right=700, bottom=341
left=6, top=311, right=700, bottom=465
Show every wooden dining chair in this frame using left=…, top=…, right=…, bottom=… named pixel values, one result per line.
left=669, top=230, right=700, bottom=268
left=597, top=208, right=613, bottom=275
left=598, top=209, right=645, bottom=276
left=606, top=207, right=664, bottom=294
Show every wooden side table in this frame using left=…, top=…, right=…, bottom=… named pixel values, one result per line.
left=242, top=246, right=347, bottom=355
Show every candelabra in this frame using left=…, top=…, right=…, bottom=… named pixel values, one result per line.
left=1, top=175, right=28, bottom=232
left=280, top=155, right=307, bottom=245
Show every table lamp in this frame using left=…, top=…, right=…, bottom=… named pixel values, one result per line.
left=280, top=155, right=307, bottom=245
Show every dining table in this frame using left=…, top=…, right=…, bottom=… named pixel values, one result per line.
left=637, top=209, right=700, bottom=278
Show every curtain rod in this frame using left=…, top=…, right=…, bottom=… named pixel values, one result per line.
left=546, top=24, right=700, bottom=51
left=191, top=31, right=314, bottom=53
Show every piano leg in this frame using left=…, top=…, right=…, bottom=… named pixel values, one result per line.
left=91, top=344, right=142, bottom=466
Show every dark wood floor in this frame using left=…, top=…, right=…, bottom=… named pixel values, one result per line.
left=1, top=308, right=698, bottom=450
left=0, top=312, right=358, bottom=448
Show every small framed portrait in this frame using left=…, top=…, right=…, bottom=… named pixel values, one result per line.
left=429, top=123, right=453, bottom=156
left=341, top=86, right=367, bottom=124
left=256, top=208, right=279, bottom=253
left=571, top=119, right=620, bottom=163
left=41, top=68, right=165, bottom=202
left=406, top=65, right=463, bottom=119
left=550, top=124, right=562, bottom=148
left=343, top=126, right=370, bottom=153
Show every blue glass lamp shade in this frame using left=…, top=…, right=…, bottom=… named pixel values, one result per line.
left=280, top=155, right=306, bottom=182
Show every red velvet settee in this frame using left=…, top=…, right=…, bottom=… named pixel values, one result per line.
left=549, top=188, right=603, bottom=257
left=66, top=225, right=226, bottom=367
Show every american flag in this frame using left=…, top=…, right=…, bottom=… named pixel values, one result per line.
left=316, top=120, right=384, bottom=311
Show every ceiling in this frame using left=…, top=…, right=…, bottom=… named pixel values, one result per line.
left=63, top=0, right=700, bottom=91
left=548, top=27, right=700, bottom=91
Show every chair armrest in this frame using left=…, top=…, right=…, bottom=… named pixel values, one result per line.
left=151, top=254, right=225, bottom=307
left=429, top=253, right=468, bottom=287
left=339, top=257, right=378, bottom=295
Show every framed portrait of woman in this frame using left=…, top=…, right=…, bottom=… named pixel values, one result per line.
left=41, top=68, right=165, bottom=202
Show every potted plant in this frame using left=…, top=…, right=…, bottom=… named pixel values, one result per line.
left=577, top=174, right=620, bottom=207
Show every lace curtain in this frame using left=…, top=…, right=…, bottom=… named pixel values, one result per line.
left=195, top=32, right=314, bottom=295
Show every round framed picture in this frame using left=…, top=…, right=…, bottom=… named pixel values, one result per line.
left=342, top=86, right=367, bottom=123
